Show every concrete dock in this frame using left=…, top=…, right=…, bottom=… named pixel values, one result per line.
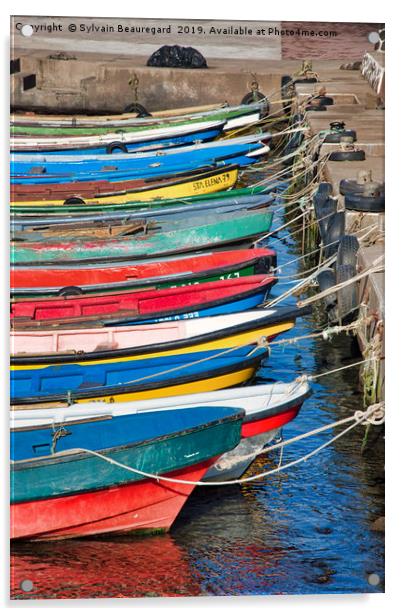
left=293, top=55, right=385, bottom=403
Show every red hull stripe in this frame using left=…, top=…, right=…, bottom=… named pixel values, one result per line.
left=241, top=405, right=301, bottom=438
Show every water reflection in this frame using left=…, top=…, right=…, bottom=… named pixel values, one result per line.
left=11, top=535, right=201, bottom=599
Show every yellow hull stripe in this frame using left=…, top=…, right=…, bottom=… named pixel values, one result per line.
left=11, top=169, right=238, bottom=207
left=12, top=321, right=294, bottom=371
left=73, top=366, right=256, bottom=404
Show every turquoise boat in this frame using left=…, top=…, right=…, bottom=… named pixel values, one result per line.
left=11, top=210, right=273, bottom=265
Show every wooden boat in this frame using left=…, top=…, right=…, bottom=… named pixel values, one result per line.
left=11, top=133, right=270, bottom=182
left=11, top=102, right=263, bottom=129
left=11, top=380, right=311, bottom=485
left=11, top=105, right=261, bottom=136
left=11, top=210, right=273, bottom=265
left=10, top=275, right=277, bottom=328
left=10, top=247, right=277, bottom=297
left=11, top=307, right=296, bottom=359
left=10, top=308, right=304, bottom=402
left=10, top=185, right=268, bottom=216
left=11, top=200, right=271, bottom=242
left=10, top=119, right=226, bottom=154
left=11, top=193, right=273, bottom=231
left=11, top=165, right=239, bottom=207
left=10, top=405, right=244, bottom=540
left=10, top=344, right=269, bottom=405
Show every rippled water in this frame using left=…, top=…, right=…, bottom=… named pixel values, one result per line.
left=11, top=185, right=385, bottom=600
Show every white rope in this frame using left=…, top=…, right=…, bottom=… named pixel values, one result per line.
left=58, top=403, right=383, bottom=488
left=297, top=256, right=385, bottom=308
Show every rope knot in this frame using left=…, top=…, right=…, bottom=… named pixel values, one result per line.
left=354, top=402, right=385, bottom=425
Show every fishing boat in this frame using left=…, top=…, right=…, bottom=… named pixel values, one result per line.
left=11, top=193, right=273, bottom=232
left=10, top=344, right=269, bottom=405
left=11, top=101, right=263, bottom=130
left=11, top=165, right=239, bottom=207
left=10, top=119, right=227, bottom=155
left=11, top=307, right=298, bottom=360
left=10, top=275, right=277, bottom=328
left=11, top=133, right=271, bottom=182
left=10, top=405, right=244, bottom=540
left=11, top=210, right=273, bottom=265
left=11, top=380, right=311, bottom=485
left=10, top=247, right=277, bottom=297
left=11, top=200, right=272, bottom=242
left=10, top=185, right=269, bottom=216
left=10, top=308, right=304, bottom=402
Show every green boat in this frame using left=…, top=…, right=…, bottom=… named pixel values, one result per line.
left=11, top=185, right=268, bottom=216
left=11, top=210, right=273, bottom=265
left=10, top=104, right=261, bottom=136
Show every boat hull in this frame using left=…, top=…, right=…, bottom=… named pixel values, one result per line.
left=10, top=276, right=276, bottom=327
left=11, top=165, right=239, bottom=207
left=205, top=403, right=303, bottom=481
left=11, top=346, right=268, bottom=406
left=10, top=248, right=277, bottom=297
left=11, top=460, right=214, bottom=540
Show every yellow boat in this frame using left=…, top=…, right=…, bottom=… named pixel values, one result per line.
left=11, top=166, right=238, bottom=207
left=10, top=309, right=305, bottom=406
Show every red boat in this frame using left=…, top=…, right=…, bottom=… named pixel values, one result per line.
left=10, top=459, right=215, bottom=541
left=11, top=275, right=276, bottom=327
left=10, top=247, right=276, bottom=295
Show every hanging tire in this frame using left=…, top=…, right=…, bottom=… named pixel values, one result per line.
left=63, top=197, right=85, bottom=205
left=337, top=235, right=360, bottom=268
left=316, top=182, right=333, bottom=198
left=323, top=211, right=345, bottom=256
left=315, top=197, right=337, bottom=236
left=340, top=179, right=384, bottom=196
left=123, top=103, right=152, bottom=117
left=344, top=192, right=385, bottom=213
left=316, top=268, right=337, bottom=311
left=329, top=150, right=366, bottom=161
left=281, top=75, right=294, bottom=113
left=58, top=286, right=83, bottom=297
left=241, top=91, right=269, bottom=115
left=324, top=130, right=357, bottom=143
left=106, top=142, right=128, bottom=154
left=336, top=264, right=358, bottom=322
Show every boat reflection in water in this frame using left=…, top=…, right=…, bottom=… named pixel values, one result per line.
left=11, top=534, right=201, bottom=599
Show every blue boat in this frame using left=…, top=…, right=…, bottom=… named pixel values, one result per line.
left=11, top=404, right=244, bottom=463
left=10, top=134, right=270, bottom=183
left=107, top=281, right=274, bottom=326
left=10, top=345, right=269, bottom=405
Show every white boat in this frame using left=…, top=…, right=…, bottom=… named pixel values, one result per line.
left=10, top=119, right=226, bottom=152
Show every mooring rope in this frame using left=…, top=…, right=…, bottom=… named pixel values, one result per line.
left=57, top=402, right=384, bottom=488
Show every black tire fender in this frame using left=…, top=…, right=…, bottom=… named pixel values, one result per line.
left=106, top=141, right=128, bottom=154
left=58, top=286, right=84, bottom=297
left=329, top=150, right=366, bottom=161
left=315, top=197, right=337, bottom=237
left=344, top=192, right=385, bottom=213
left=324, top=130, right=357, bottom=143
left=316, top=268, right=337, bottom=311
left=336, top=264, right=359, bottom=322
left=323, top=211, right=345, bottom=256
left=316, top=182, right=333, bottom=198
left=123, top=103, right=152, bottom=117
left=63, top=197, right=85, bottom=205
left=337, top=235, right=360, bottom=268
